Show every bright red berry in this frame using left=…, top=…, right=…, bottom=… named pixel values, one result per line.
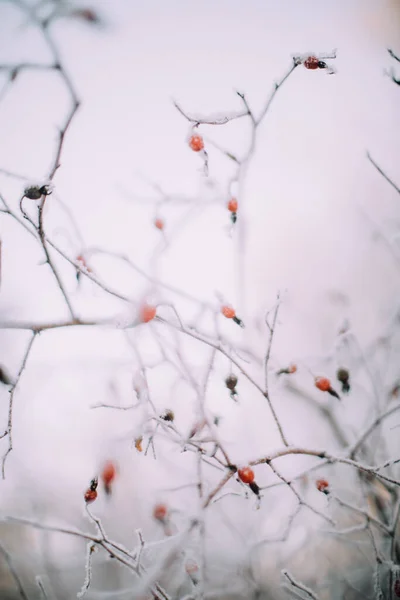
left=238, top=467, right=255, bottom=485
left=153, top=503, right=168, bottom=522
left=227, top=198, right=238, bottom=213
left=139, top=304, right=157, bottom=323
left=315, top=377, right=331, bottom=392
left=154, top=218, right=164, bottom=231
left=189, top=134, right=204, bottom=152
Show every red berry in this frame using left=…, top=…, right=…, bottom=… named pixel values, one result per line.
left=189, top=134, right=204, bottom=152
left=288, top=364, right=297, bottom=374
left=304, top=56, right=319, bottom=70
left=154, top=218, right=164, bottom=231
left=84, top=488, right=97, bottom=504
left=101, top=461, right=117, bottom=487
left=315, top=377, right=331, bottom=392
left=153, top=503, right=168, bottom=521
left=238, top=467, right=255, bottom=484
left=316, top=478, right=329, bottom=493
left=221, top=305, right=236, bottom=319
left=227, top=198, right=238, bottom=213
left=139, top=304, right=157, bottom=323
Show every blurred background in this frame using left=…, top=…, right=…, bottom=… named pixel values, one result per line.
left=0, top=0, right=400, bottom=598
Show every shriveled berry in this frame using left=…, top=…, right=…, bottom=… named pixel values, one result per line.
left=304, top=56, right=319, bottom=70
left=225, top=374, right=238, bottom=391
left=84, top=488, right=97, bottom=504
left=238, top=466, right=255, bottom=484
left=161, top=409, right=174, bottom=422
left=134, top=437, right=143, bottom=452
left=337, top=368, right=350, bottom=393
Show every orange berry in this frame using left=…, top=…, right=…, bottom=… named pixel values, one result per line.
left=189, top=134, right=204, bottom=152
left=316, top=478, right=329, bottom=493
left=84, top=488, right=97, bottom=504
left=134, top=437, right=143, bottom=452
left=139, top=304, right=157, bottom=323
left=315, top=377, right=331, bottom=392
left=153, top=503, right=168, bottom=521
left=221, top=305, right=236, bottom=319
left=154, top=218, right=164, bottom=231
left=227, top=198, right=238, bottom=213
left=238, top=466, right=255, bottom=484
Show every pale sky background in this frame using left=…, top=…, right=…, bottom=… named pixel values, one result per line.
left=0, top=0, right=399, bottom=597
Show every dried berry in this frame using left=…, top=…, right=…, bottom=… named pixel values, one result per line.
left=24, top=184, right=52, bottom=200
left=336, top=368, right=350, bottom=393
left=161, top=409, right=174, bottom=422
left=84, top=489, right=97, bottom=504
left=225, top=374, right=238, bottom=391
left=304, top=56, right=319, bottom=70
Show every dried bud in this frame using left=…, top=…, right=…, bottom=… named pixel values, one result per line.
left=134, top=437, right=143, bottom=452
left=225, top=374, right=238, bottom=391
left=24, top=184, right=52, bottom=200
left=336, top=368, right=350, bottom=393
left=161, top=409, right=174, bottom=422
left=249, top=481, right=260, bottom=496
